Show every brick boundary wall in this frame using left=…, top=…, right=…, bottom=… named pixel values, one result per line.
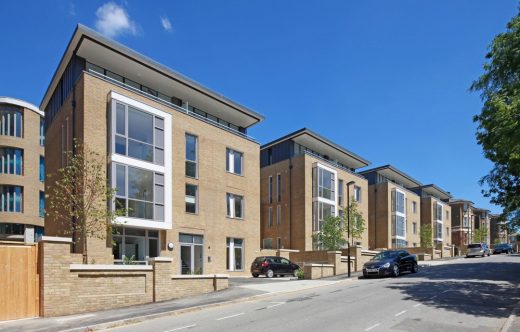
left=39, top=238, right=228, bottom=317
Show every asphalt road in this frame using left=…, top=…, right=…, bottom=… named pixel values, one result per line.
left=107, top=254, right=520, bottom=332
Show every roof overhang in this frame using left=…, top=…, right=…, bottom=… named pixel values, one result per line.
left=359, top=165, right=422, bottom=188
left=0, top=96, right=43, bottom=117
left=411, top=184, right=452, bottom=201
left=261, top=128, right=370, bottom=169
left=40, top=24, right=263, bottom=128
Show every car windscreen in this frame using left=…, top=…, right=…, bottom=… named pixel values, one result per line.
left=468, top=244, right=481, bottom=249
left=373, top=251, right=399, bottom=260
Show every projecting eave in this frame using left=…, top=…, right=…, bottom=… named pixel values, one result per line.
left=411, top=184, right=452, bottom=201
left=359, top=164, right=422, bottom=188
left=40, top=24, right=264, bottom=129
left=261, top=128, right=371, bottom=169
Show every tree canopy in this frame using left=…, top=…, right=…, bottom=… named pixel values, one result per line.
left=471, top=10, right=520, bottom=225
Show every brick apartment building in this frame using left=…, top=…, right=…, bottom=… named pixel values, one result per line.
left=0, top=97, right=45, bottom=242
left=40, top=25, right=264, bottom=275
left=359, top=165, right=422, bottom=250
left=259, top=128, right=370, bottom=251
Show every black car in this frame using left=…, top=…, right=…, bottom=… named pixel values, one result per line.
left=493, top=243, right=513, bottom=254
left=250, top=256, right=300, bottom=278
left=363, top=250, right=418, bottom=278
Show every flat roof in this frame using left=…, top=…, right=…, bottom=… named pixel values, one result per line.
left=261, top=128, right=371, bottom=169
left=359, top=164, right=422, bottom=188
left=411, top=184, right=452, bottom=201
left=40, top=24, right=264, bottom=128
left=0, top=96, right=44, bottom=117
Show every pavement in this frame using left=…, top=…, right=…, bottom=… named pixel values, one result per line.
left=1, top=255, right=519, bottom=332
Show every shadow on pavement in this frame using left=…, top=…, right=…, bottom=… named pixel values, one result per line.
left=385, top=258, right=520, bottom=319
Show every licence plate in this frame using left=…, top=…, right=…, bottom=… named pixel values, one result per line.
left=366, top=268, right=378, bottom=273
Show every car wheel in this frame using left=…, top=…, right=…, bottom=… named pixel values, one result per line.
left=411, top=262, right=418, bottom=273
left=252, top=273, right=259, bottom=278
left=266, top=269, right=274, bottom=278
left=392, top=264, right=400, bottom=277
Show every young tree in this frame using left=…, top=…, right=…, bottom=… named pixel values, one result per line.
left=473, top=227, right=489, bottom=244
left=46, top=140, right=124, bottom=263
left=312, top=215, right=347, bottom=251
left=471, top=10, right=520, bottom=224
left=345, top=198, right=366, bottom=246
left=420, top=224, right=433, bottom=249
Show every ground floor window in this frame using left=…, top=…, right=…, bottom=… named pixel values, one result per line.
left=392, top=239, right=408, bottom=248
left=112, top=227, right=159, bottom=263
left=180, top=233, right=203, bottom=274
left=226, top=238, right=244, bottom=271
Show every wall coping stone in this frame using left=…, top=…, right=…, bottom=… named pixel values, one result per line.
left=304, top=263, right=334, bottom=267
left=279, top=249, right=300, bottom=253
left=327, top=251, right=342, bottom=254
left=41, top=236, right=73, bottom=243
left=171, top=274, right=229, bottom=279
left=362, top=250, right=380, bottom=254
left=340, top=256, right=356, bottom=260
left=148, top=257, right=173, bottom=262
left=70, top=264, right=153, bottom=271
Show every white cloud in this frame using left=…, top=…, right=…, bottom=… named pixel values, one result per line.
left=95, top=2, right=137, bottom=38
left=69, top=3, right=76, bottom=17
left=161, top=16, right=172, bottom=32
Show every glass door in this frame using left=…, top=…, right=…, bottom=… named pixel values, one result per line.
left=179, top=234, right=203, bottom=274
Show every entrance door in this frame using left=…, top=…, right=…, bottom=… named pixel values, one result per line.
left=179, top=234, right=203, bottom=274
left=0, top=244, right=39, bottom=321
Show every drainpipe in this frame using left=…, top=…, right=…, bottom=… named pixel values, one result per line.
left=288, top=157, right=293, bottom=249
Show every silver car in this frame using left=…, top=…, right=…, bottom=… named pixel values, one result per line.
left=466, top=243, right=491, bottom=257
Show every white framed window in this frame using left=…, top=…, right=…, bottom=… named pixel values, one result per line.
left=226, top=148, right=243, bottom=175
left=185, top=134, right=198, bottom=178
left=112, top=227, right=160, bottom=263
left=313, top=201, right=335, bottom=231
left=276, top=205, right=281, bottom=225
left=185, top=184, right=197, bottom=213
left=391, top=189, right=406, bottom=240
left=434, top=202, right=443, bottom=222
left=226, top=238, right=244, bottom=271
left=227, top=193, right=244, bottom=219
left=180, top=233, right=203, bottom=274
left=354, top=186, right=361, bottom=202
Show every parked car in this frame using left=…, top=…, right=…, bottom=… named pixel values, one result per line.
left=466, top=243, right=491, bottom=257
left=493, top=243, right=513, bottom=254
left=250, top=256, right=300, bottom=278
left=362, top=250, right=418, bottom=278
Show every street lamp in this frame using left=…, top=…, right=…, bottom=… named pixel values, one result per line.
left=346, top=180, right=356, bottom=278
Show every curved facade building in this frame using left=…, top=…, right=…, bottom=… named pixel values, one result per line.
left=0, top=97, right=45, bottom=242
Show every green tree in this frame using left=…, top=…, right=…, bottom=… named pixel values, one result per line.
left=420, top=224, right=433, bottom=249
left=471, top=10, right=520, bottom=224
left=345, top=198, right=366, bottom=245
left=473, top=227, right=489, bottom=243
left=312, top=215, right=347, bottom=250
left=46, top=140, right=125, bottom=264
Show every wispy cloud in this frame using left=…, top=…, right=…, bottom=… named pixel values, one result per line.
left=95, top=2, right=137, bottom=38
left=69, top=3, right=76, bottom=17
left=160, top=16, right=172, bottom=32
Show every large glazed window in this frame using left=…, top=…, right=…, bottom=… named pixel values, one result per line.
left=180, top=233, right=203, bottom=274
left=113, top=102, right=164, bottom=165
left=313, top=201, right=335, bottom=231
left=0, top=148, right=23, bottom=175
left=315, top=167, right=335, bottom=201
left=185, top=134, right=198, bottom=178
left=112, top=227, right=159, bottom=263
left=227, top=238, right=244, bottom=271
left=114, top=164, right=164, bottom=221
left=0, top=186, right=23, bottom=213
left=0, top=106, right=23, bottom=137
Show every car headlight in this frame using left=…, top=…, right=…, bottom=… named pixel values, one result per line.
left=382, top=262, right=390, bottom=268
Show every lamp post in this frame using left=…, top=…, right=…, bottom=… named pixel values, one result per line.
left=346, top=180, right=356, bottom=278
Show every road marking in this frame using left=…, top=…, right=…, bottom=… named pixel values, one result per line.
left=267, top=302, right=285, bottom=309
left=216, top=313, right=244, bottom=321
left=165, top=324, right=197, bottom=332
left=395, top=310, right=407, bottom=317
left=413, top=303, right=422, bottom=307
left=365, top=323, right=381, bottom=331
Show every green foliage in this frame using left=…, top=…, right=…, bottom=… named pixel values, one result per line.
left=473, top=227, right=489, bottom=243
left=420, top=224, right=433, bottom=249
left=312, top=215, right=347, bottom=250
left=46, top=139, right=126, bottom=264
left=346, top=198, right=366, bottom=242
left=296, top=268, right=304, bottom=279
left=122, top=255, right=136, bottom=265
left=471, top=11, right=520, bottom=224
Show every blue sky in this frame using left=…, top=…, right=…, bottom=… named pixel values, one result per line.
left=0, top=1, right=517, bottom=213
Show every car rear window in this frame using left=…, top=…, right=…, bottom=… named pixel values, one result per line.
left=254, top=257, right=266, bottom=263
left=468, top=244, right=481, bottom=249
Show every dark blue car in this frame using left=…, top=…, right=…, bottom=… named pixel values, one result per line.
left=363, top=250, right=418, bottom=278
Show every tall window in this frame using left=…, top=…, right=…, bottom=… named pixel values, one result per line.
left=392, top=215, right=406, bottom=238
left=0, top=107, right=23, bottom=137
left=39, top=117, right=45, bottom=146
left=276, top=205, right=281, bottom=225
left=314, top=167, right=335, bottom=200
left=436, top=222, right=443, bottom=240
left=268, top=207, right=273, bottom=227
left=391, top=189, right=406, bottom=244
left=413, top=222, right=417, bottom=235
left=338, top=179, right=344, bottom=206
left=180, top=233, right=203, bottom=274
left=434, top=202, right=443, bottom=221
left=276, top=173, right=281, bottom=202
left=0, top=186, right=23, bottom=212
left=185, top=184, right=198, bottom=213
left=226, top=148, right=243, bottom=175
left=354, top=186, right=361, bottom=202
left=39, top=191, right=45, bottom=218
left=446, top=210, right=449, bottom=220
left=113, top=102, right=164, bottom=165
left=226, top=238, right=244, bottom=271
left=393, top=191, right=405, bottom=214
left=313, top=201, right=335, bottom=231
left=412, top=201, right=417, bottom=213
left=227, top=193, right=243, bottom=219
left=112, top=228, right=159, bottom=263
left=0, top=148, right=23, bottom=175
left=268, top=176, right=273, bottom=204
left=185, top=134, right=197, bottom=178
left=39, top=156, right=45, bottom=182
left=114, top=164, right=164, bottom=221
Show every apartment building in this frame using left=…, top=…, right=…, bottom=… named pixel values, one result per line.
left=41, top=25, right=263, bottom=275
left=490, top=213, right=509, bottom=244
left=0, top=97, right=45, bottom=243
left=449, top=199, right=475, bottom=252
left=259, top=128, right=370, bottom=251
left=359, top=165, right=422, bottom=250
left=410, top=184, right=452, bottom=249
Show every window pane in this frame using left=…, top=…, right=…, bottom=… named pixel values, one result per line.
left=128, top=200, right=154, bottom=219
left=115, top=135, right=126, bottom=155
left=155, top=184, right=164, bottom=204
left=148, top=238, right=158, bottom=257
left=186, top=161, right=197, bottom=178
left=116, top=103, right=126, bottom=135
left=155, top=128, right=164, bottom=148
left=155, top=117, right=164, bottom=130
left=234, top=247, right=243, bottom=270
left=234, top=196, right=243, bottom=218
left=233, top=151, right=242, bottom=175
left=128, top=167, right=153, bottom=201
left=155, top=173, right=164, bottom=185
left=116, top=164, right=126, bottom=196
left=125, top=228, right=146, bottom=236
left=154, top=204, right=164, bottom=221
left=186, top=135, right=197, bottom=161
left=128, top=107, right=153, bottom=144
left=154, top=148, right=164, bottom=165
left=128, top=139, right=153, bottom=162
left=180, top=234, right=193, bottom=243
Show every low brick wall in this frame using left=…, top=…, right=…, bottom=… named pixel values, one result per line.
left=39, top=238, right=229, bottom=317
left=303, top=264, right=334, bottom=279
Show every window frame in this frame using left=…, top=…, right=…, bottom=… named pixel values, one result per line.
left=185, top=133, right=198, bottom=178
left=226, top=148, right=244, bottom=176
left=185, top=183, right=198, bottom=214
left=226, top=237, right=244, bottom=271
left=227, top=193, right=244, bottom=219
